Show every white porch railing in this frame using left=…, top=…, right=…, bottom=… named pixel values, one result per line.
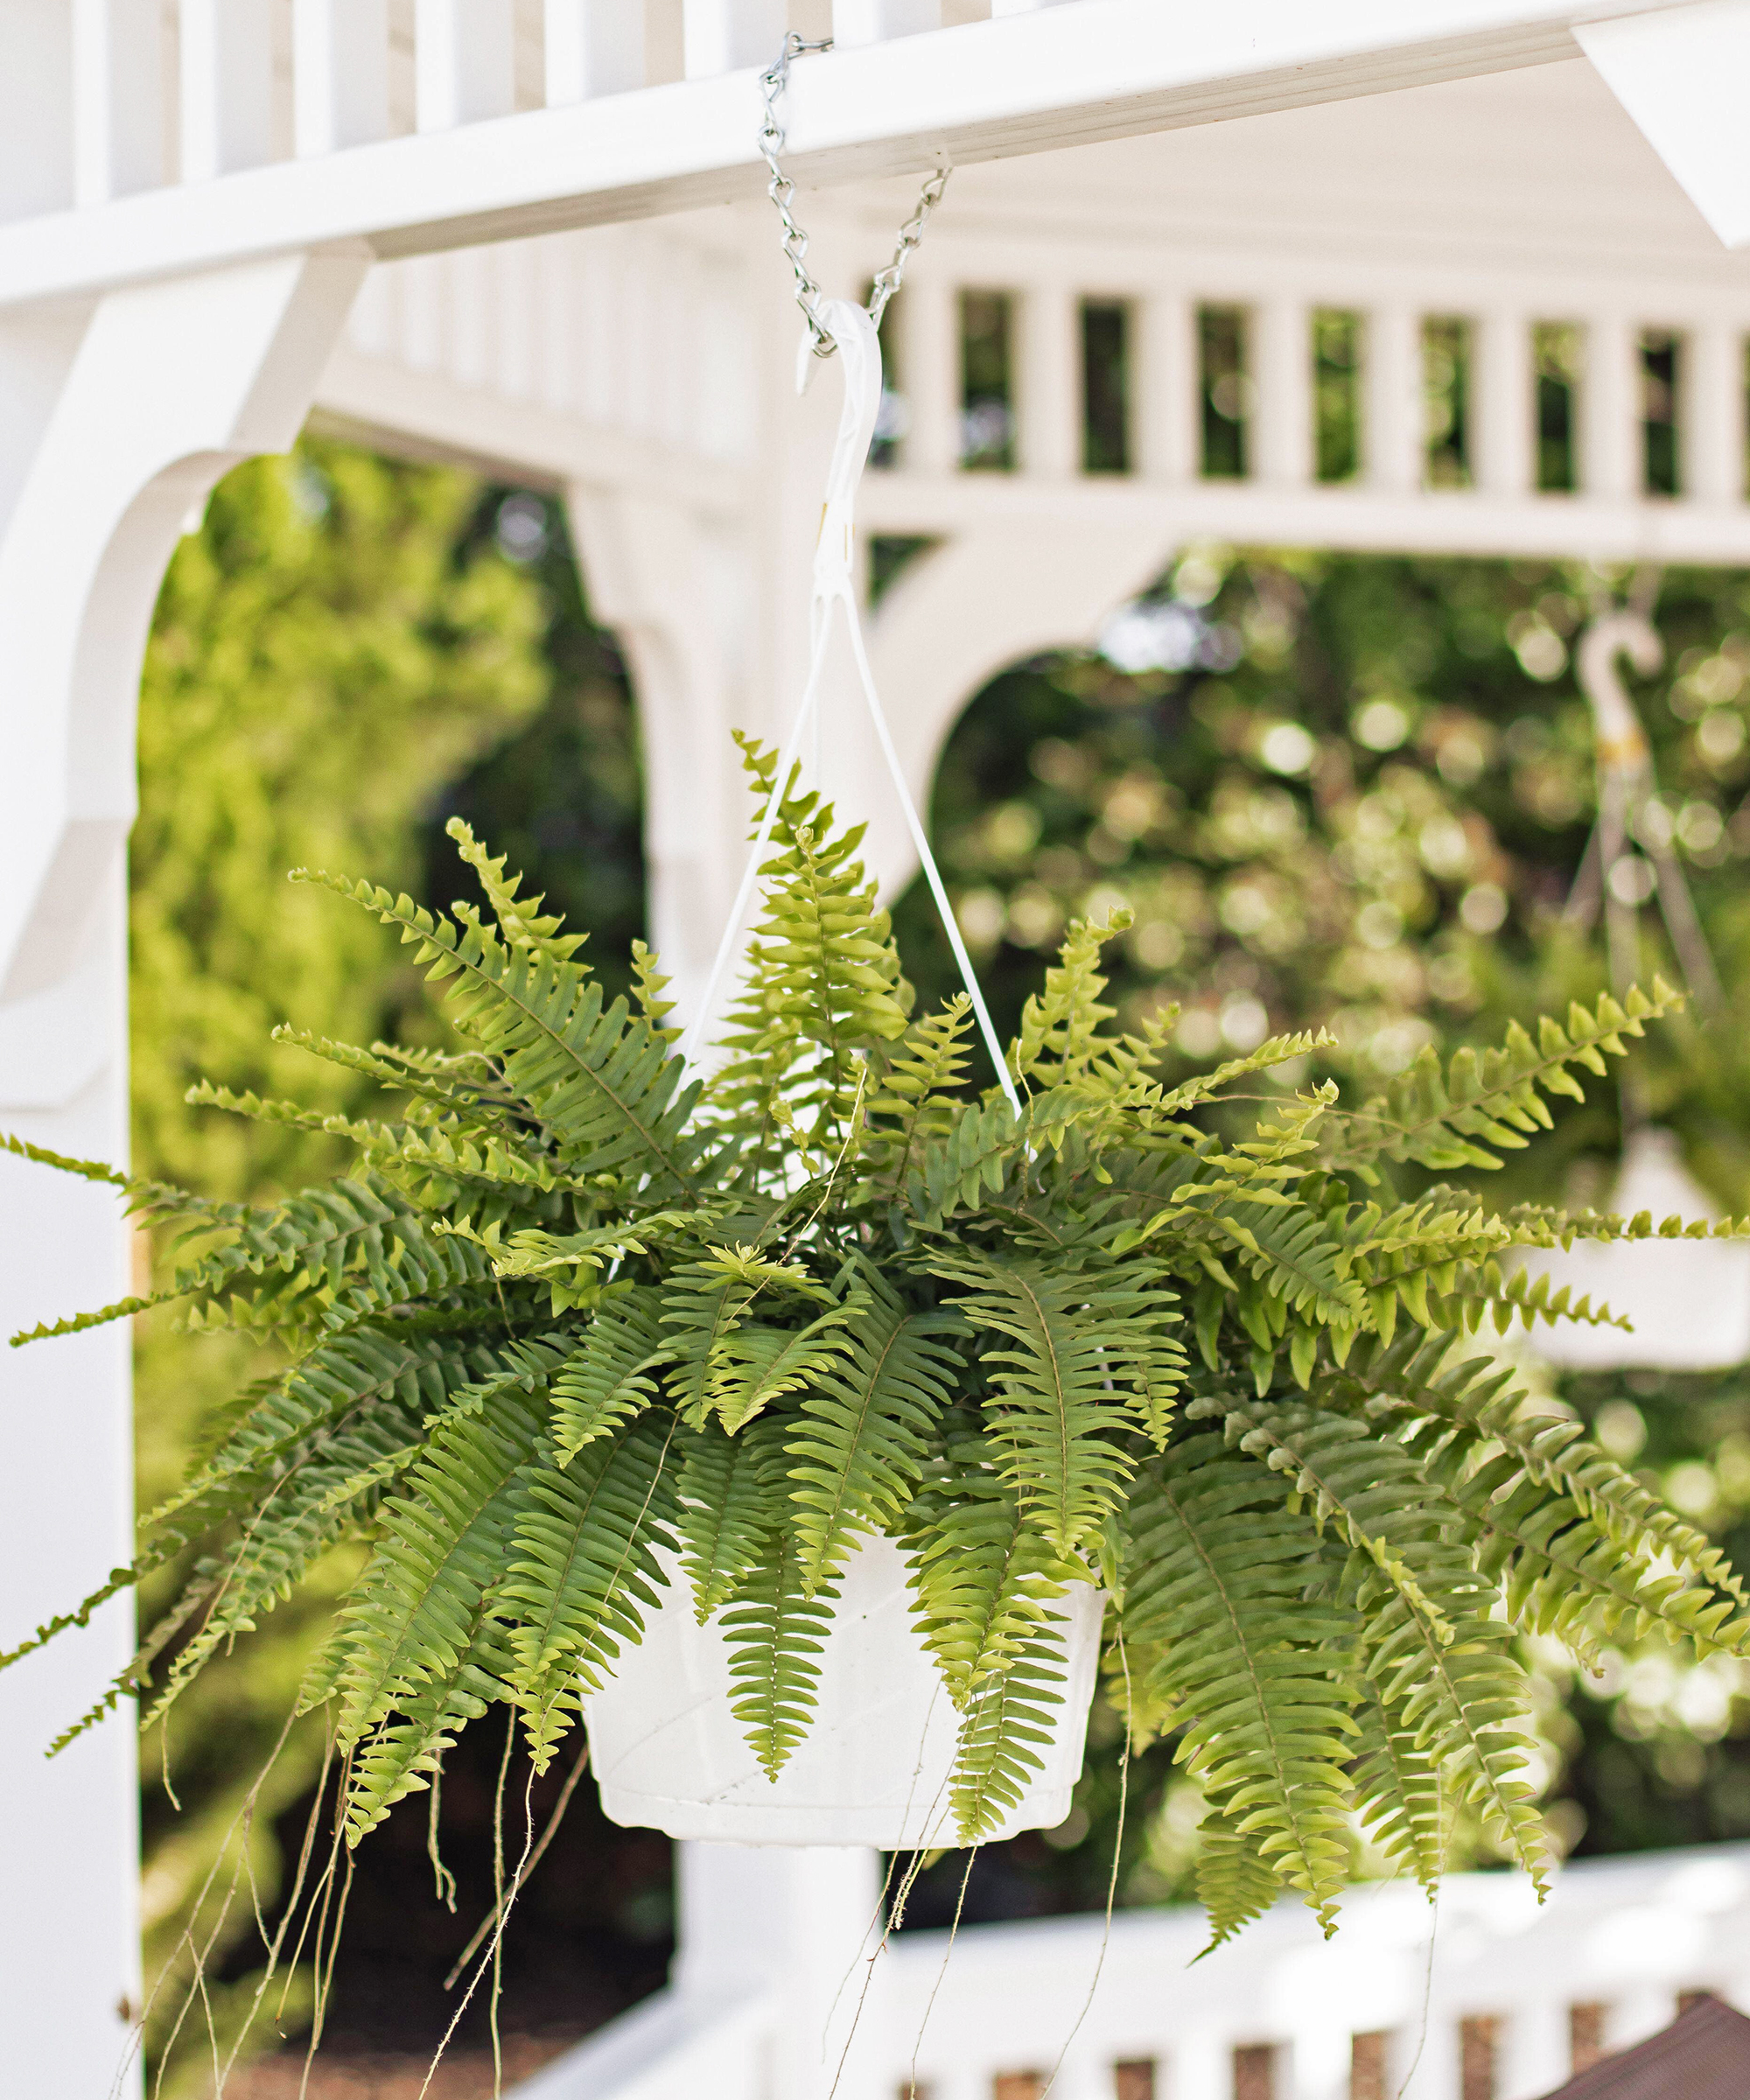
left=521, top=1843, right=1750, bottom=2100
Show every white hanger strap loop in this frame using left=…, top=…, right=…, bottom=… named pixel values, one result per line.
left=681, top=303, right=1022, bottom=1121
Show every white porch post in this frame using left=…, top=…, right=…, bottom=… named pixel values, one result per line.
left=0, top=246, right=366, bottom=2096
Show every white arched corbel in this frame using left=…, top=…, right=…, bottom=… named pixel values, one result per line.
left=853, top=521, right=1180, bottom=902
left=0, top=244, right=367, bottom=2098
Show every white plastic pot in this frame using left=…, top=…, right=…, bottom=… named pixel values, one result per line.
left=1521, top=1126, right=1750, bottom=1371
left=582, top=1533, right=1104, bottom=1848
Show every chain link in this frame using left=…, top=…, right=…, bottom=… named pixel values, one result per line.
left=757, top=32, right=950, bottom=360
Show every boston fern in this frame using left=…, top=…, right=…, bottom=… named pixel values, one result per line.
left=7, top=740, right=1748, bottom=1946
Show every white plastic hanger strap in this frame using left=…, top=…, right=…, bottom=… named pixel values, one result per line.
left=680, top=300, right=1023, bottom=1121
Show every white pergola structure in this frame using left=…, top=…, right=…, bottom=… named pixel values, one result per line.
left=4, top=4, right=1750, bottom=2094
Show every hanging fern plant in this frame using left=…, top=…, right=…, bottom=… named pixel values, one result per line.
left=6, top=739, right=1748, bottom=1949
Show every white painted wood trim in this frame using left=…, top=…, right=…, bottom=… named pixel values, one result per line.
left=1579, top=0, right=1750, bottom=249
left=855, top=469, right=1750, bottom=563
left=0, top=0, right=1723, bottom=312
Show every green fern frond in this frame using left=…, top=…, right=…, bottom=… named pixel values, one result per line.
left=630, top=940, right=682, bottom=1045
left=1123, top=1438, right=1359, bottom=1932
left=445, top=815, right=589, bottom=964
left=928, top=1253, right=1139, bottom=1552
left=1325, top=982, right=1683, bottom=1174
left=708, top=1306, right=854, bottom=1436
left=676, top=1418, right=789, bottom=1621
left=721, top=1524, right=836, bottom=1778
left=503, top=1411, right=682, bottom=1764
left=857, top=998, right=974, bottom=1197
left=1349, top=1690, right=1446, bottom=1893
left=326, top=1390, right=545, bottom=1751
left=1188, top=1394, right=1453, bottom=1635
left=787, top=1273, right=962, bottom=1592
left=290, top=866, right=699, bottom=1192
left=343, top=1613, right=514, bottom=1844
left=1194, top=1810, right=1284, bottom=1952
left=550, top=1289, right=668, bottom=1465
left=950, top=1621, right=1068, bottom=1842
left=1012, top=916, right=1124, bottom=1084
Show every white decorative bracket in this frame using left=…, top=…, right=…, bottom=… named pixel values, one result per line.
left=0, top=245, right=368, bottom=1085
left=1579, top=0, right=1750, bottom=248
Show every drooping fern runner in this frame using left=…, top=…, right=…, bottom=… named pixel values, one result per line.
left=6, top=742, right=1749, bottom=1953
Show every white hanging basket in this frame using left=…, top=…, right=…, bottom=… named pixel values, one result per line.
left=582, top=1535, right=1104, bottom=1849
left=1522, top=1126, right=1750, bottom=1371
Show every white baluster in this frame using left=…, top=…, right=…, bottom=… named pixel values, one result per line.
left=1581, top=315, right=1640, bottom=501
left=835, top=0, right=942, bottom=42
left=1288, top=2026, right=1352, bottom=2100
left=292, top=0, right=389, bottom=158
left=72, top=0, right=163, bottom=205
left=902, top=274, right=959, bottom=474
left=178, top=0, right=274, bottom=183
left=545, top=0, right=647, bottom=102
left=1685, top=322, right=1745, bottom=506
left=1606, top=1988, right=1676, bottom=2054
left=1254, top=296, right=1312, bottom=487
left=1134, top=290, right=1198, bottom=483
left=1018, top=284, right=1081, bottom=478
left=1171, top=2034, right=1229, bottom=2100
left=1472, top=308, right=1532, bottom=498
left=414, top=0, right=515, bottom=132
left=1367, top=305, right=1424, bottom=494
left=1497, top=2002, right=1570, bottom=2100
left=682, top=0, right=788, bottom=78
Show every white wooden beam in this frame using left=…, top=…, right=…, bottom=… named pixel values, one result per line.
left=293, top=0, right=391, bottom=158
left=545, top=1, right=648, bottom=103
left=1579, top=0, right=1750, bottom=250
left=73, top=0, right=164, bottom=206
left=0, top=0, right=1732, bottom=310
left=415, top=0, right=516, bottom=133
left=178, top=0, right=275, bottom=183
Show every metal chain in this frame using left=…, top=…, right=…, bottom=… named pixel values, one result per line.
left=757, top=32, right=950, bottom=360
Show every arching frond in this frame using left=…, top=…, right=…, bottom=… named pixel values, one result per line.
left=1123, top=1438, right=1359, bottom=1933
left=503, top=1411, right=682, bottom=1765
